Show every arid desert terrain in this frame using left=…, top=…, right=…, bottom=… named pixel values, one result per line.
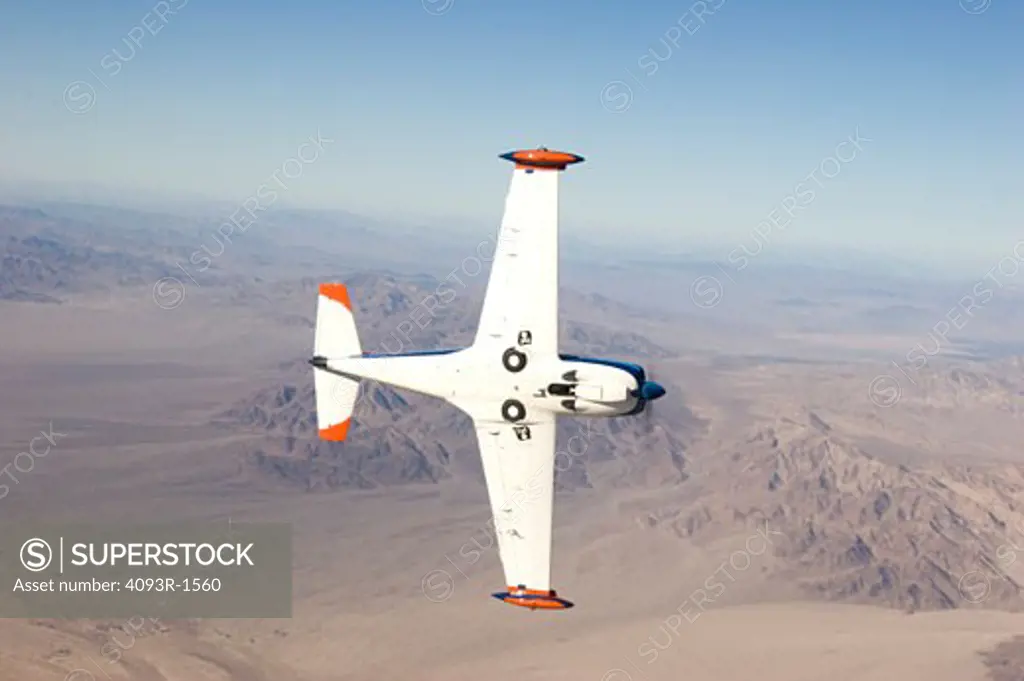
left=3, top=202, right=1024, bottom=680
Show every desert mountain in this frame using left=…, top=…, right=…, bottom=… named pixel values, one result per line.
left=0, top=205, right=223, bottom=301
left=652, top=410, right=1024, bottom=613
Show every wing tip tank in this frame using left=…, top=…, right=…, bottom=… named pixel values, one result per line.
left=492, top=586, right=575, bottom=610
left=499, top=147, right=584, bottom=171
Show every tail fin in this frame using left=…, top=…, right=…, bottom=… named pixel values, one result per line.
left=313, top=283, right=362, bottom=442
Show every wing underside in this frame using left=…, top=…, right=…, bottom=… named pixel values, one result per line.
left=463, top=151, right=579, bottom=610
left=474, top=166, right=561, bottom=354
left=468, top=409, right=572, bottom=609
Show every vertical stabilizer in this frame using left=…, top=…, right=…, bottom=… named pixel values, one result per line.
left=313, top=283, right=362, bottom=441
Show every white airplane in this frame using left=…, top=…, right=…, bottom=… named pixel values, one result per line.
left=309, top=148, right=667, bottom=611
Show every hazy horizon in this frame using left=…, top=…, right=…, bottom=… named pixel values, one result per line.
left=0, top=184, right=1009, bottom=284
left=2, top=0, right=1022, bottom=273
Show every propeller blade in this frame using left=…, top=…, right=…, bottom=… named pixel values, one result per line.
left=643, top=361, right=657, bottom=433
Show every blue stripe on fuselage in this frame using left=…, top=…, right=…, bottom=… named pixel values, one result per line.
left=361, top=348, right=462, bottom=359
left=359, top=348, right=647, bottom=384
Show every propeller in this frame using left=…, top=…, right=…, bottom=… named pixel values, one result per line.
left=643, top=397, right=656, bottom=432
left=630, top=363, right=666, bottom=434
left=642, top=380, right=663, bottom=434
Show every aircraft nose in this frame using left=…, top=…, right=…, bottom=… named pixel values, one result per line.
left=640, top=381, right=666, bottom=401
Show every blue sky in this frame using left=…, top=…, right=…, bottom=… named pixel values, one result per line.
left=0, top=0, right=1020, bottom=269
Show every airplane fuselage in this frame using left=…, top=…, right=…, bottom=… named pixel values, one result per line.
left=309, top=147, right=669, bottom=610
left=317, top=348, right=658, bottom=424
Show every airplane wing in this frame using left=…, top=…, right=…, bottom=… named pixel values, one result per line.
left=461, top=150, right=583, bottom=610
left=467, top=406, right=573, bottom=609
left=474, top=150, right=582, bottom=355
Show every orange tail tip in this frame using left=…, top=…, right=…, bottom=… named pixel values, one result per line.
left=492, top=586, right=574, bottom=610
left=319, top=419, right=350, bottom=442
left=319, top=282, right=352, bottom=310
